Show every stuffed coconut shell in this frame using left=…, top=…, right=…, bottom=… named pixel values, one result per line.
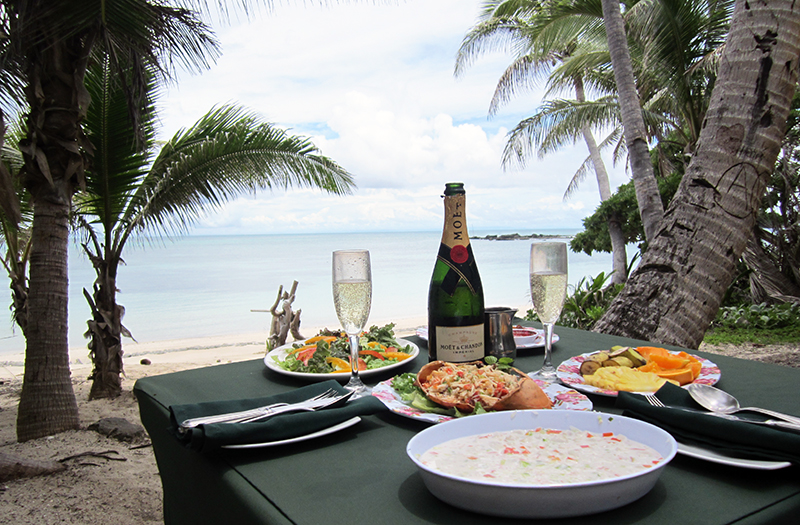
left=414, top=360, right=552, bottom=413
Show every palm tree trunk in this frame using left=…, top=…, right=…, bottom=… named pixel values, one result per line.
left=594, top=0, right=800, bottom=348
left=16, top=198, right=79, bottom=441
left=600, top=0, right=664, bottom=242
left=574, top=76, right=628, bottom=283
left=15, top=26, right=91, bottom=441
left=607, top=216, right=628, bottom=283
left=83, top=235, right=125, bottom=399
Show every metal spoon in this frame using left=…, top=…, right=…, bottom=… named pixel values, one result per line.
left=685, top=383, right=800, bottom=426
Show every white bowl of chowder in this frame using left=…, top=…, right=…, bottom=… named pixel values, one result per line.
left=406, top=410, right=677, bottom=518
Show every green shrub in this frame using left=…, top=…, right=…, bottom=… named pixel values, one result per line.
left=525, top=272, right=623, bottom=330
left=712, top=302, right=800, bottom=330
left=704, top=302, right=800, bottom=346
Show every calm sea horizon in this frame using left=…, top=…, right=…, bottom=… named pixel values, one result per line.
left=0, top=229, right=634, bottom=356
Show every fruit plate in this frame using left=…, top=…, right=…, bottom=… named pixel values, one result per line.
left=406, top=410, right=677, bottom=519
left=372, top=376, right=592, bottom=423
left=264, top=338, right=419, bottom=381
left=415, top=326, right=559, bottom=350
left=556, top=351, right=720, bottom=397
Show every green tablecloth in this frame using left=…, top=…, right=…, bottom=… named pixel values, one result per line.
left=134, top=325, right=800, bottom=525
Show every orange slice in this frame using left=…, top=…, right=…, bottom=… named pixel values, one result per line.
left=637, top=361, right=662, bottom=374
left=649, top=353, right=692, bottom=370
left=656, top=368, right=694, bottom=386
left=636, top=346, right=670, bottom=358
left=687, top=361, right=702, bottom=380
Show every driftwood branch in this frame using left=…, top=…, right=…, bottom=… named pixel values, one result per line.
left=267, top=281, right=305, bottom=349
left=59, top=450, right=126, bottom=463
left=0, top=452, right=65, bottom=482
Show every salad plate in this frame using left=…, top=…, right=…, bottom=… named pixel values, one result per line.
left=265, top=338, right=419, bottom=381
left=220, top=417, right=362, bottom=449
left=372, top=376, right=593, bottom=423
left=557, top=351, right=720, bottom=397
left=415, top=326, right=559, bottom=350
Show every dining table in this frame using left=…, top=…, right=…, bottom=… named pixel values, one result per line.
left=133, top=323, right=800, bottom=525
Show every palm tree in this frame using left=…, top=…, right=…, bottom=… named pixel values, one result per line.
left=457, top=3, right=632, bottom=283
left=457, top=0, right=732, bottom=282
left=2, top=0, right=219, bottom=441
left=0, top=119, right=30, bottom=336
left=600, top=0, right=664, bottom=242
left=594, top=0, right=800, bottom=347
left=77, top=56, right=354, bottom=399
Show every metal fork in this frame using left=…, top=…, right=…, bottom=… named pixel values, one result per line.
left=233, top=390, right=352, bottom=424
left=179, top=388, right=337, bottom=431
left=644, top=394, right=666, bottom=408
left=641, top=393, right=800, bottom=432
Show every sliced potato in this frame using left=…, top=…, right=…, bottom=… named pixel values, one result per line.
left=580, top=360, right=602, bottom=376
left=611, top=356, right=634, bottom=367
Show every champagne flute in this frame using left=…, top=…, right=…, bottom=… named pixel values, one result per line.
left=529, top=242, right=568, bottom=380
left=332, top=250, right=373, bottom=397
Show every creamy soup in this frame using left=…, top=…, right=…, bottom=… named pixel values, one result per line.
left=419, top=428, right=663, bottom=485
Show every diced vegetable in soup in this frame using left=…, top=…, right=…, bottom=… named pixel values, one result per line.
left=419, top=428, right=663, bottom=485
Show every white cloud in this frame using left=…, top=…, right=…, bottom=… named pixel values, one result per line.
left=159, top=0, right=629, bottom=236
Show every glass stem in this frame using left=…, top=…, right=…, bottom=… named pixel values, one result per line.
left=540, top=322, right=557, bottom=379
left=344, top=333, right=370, bottom=397
left=349, top=334, right=361, bottom=379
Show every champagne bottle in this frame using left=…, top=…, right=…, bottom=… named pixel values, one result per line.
left=427, top=182, right=485, bottom=362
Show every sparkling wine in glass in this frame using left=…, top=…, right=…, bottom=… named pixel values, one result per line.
left=529, top=242, right=568, bottom=380
left=332, top=250, right=373, bottom=397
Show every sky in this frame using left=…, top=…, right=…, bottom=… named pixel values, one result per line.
left=157, top=0, right=630, bottom=235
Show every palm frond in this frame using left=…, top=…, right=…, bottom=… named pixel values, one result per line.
left=455, top=16, right=530, bottom=77
left=502, top=96, right=621, bottom=168
left=563, top=155, right=593, bottom=200
left=489, top=53, right=557, bottom=116
left=122, top=104, right=354, bottom=238
left=78, top=53, right=155, bottom=237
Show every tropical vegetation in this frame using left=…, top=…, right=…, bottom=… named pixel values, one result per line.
left=0, top=0, right=353, bottom=441
left=456, top=0, right=631, bottom=283
left=463, top=0, right=799, bottom=349
left=456, top=0, right=733, bottom=283
left=75, top=53, right=354, bottom=400
left=1, top=0, right=224, bottom=442
left=0, top=0, right=797, bottom=447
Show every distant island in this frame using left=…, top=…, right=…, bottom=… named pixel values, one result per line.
left=471, top=232, right=574, bottom=241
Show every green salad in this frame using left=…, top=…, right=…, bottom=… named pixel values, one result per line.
left=273, top=323, right=414, bottom=374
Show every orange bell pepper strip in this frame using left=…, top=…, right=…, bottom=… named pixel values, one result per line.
left=289, top=344, right=316, bottom=355
left=383, top=351, right=411, bottom=361
left=305, top=335, right=338, bottom=344
left=326, top=356, right=367, bottom=372
left=325, top=356, right=350, bottom=372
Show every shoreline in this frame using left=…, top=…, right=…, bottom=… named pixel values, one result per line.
left=0, top=308, right=535, bottom=381
left=0, top=313, right=437, bottom=381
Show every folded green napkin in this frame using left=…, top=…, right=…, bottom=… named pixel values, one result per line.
left=616, top=383, right=800, bottom=464
left=169, top=380, right=387, bottom=453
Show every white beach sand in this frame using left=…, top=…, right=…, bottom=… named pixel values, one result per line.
left=0, top=314, right=431, bottom=381
left=1, top=315, right=798, bottom=524
left=0, top=314, right=432, bottom=525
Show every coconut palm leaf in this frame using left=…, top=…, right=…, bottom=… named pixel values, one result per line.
left=73, top=48, right=354, bottom=399
left=502, top=96, right=620, bottom=165
left=121, top=104, right=353, bottom=240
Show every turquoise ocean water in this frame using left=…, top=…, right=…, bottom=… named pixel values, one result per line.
left=0, top=230, right=633, bottom=355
